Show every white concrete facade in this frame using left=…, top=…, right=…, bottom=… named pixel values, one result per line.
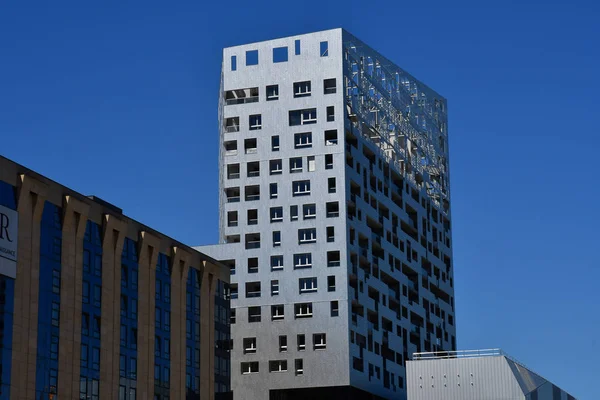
left=198, top=28, right=456, bottom=400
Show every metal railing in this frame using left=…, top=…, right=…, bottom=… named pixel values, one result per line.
left=412, top=348, right=504, bottom=361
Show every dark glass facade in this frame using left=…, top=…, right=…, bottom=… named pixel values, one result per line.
left=0, top=181, right=15, bottom=400
left=214, top=279, right=231, bottom=398
left=80, top=221, right=103, bottom=399
left=35, top=202, right=62, bottom=399
left=154, top=253, right=171, bottom=400
left=120, top=238, right=139, bottom=400
left=185, top=268, right=201, bottom=400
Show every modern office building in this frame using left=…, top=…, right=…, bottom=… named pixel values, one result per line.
left=0, top=155, right=231, bottom=400
left=197, top=28, right=455, bottom=400
left=406, top=349, right=577, bottom=400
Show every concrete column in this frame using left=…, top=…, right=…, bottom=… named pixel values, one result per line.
left=199, top=264, right=215, bottom=400
left=99, top=214, right=127, bottom=400
left=169, top=246, right=192, bottom=400
left=58, top=196, right=90, bottom=400
left=10, top=174, right=47, bottom=400
left=136, top=231, right=160, bottom=399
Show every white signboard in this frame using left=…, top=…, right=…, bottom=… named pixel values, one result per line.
left=0, top=205, right=17, bottom=279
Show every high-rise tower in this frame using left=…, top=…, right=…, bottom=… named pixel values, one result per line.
left=198, top=28, right=455, bottom=400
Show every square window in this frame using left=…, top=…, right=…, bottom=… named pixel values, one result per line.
left=273, top=46, right=288, bottom=63
left=271, top=304, right=285, bottom=320
left=289, top=108, right=317, bottom=126
left=327, top=251, right=341, bottom=267
left=269, top=360, right=288, bottom=373
left=224, top=116, right=240, bottom=132
left=247, top=161, right=260, bottom=177
left=270, top=159, right=283, bottom=175
left=298, top=228, right=317, bottom=244
left=267, top=85, right=279, bottom=100
left=293, top=81, right=311, bottom=98
left=313, top=333, right=327, bottom=349
left=290, top=157, right=303, bottom=173
left=248, top=306, right=261, bottom=323
left=246, top=50, right=258, bottom=66
left=325, top=129, right=338, bottom=145
left=303, top=204, right=316, bottom=219
left=241, top=361, right=259, bottom=374
left=270, top=206, right=284, bottom=222
left=299, top=277, right=317, bottom=293
left=320, top=41, right=328, bottom=57
left=324, top=78, right=336, bottom=94
left=326, top=201, right=339, bottom=217
left=295, top=39, right=301, bottom=55
left=231, top=55, right=237, bottom=71
left=292, top=180, right=311, bottom=196
left=243, top=338, right=257, bottom=354
left=294, top=303, right=313, bottom=318
left=245, top=281, right=261, bottom=298
left=244, top=138, right=257, bottom=154
left=293, top=253, right=312, bottom=269
left=294, top=132, right=312, bottom=148
left=271, top=255, right=284, bottom=271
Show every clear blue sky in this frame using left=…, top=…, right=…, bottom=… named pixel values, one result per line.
left=1, top=0, right=598, bottom=398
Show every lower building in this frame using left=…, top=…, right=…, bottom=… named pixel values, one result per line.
left=406, top=349, right=576, bottom=400
left=0, top=155, right=231, bottom=400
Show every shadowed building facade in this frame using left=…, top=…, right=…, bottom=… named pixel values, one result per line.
left=0, top=155, right=230, bottom=400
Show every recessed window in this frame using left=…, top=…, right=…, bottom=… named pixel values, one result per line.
left=290, top=157, right=303, bottom=173
left=247, top=161, right=260, bottom=177
left=303, top=204, right=316, bottom=219
left=294, top=303, right=313, bottom=318
left=241, top=361, right=259, bottom=374
left=247, top=209, right=258, bottom=225
left=271, top=305, right=285, bottom=320
left=271, top=280, right=280, bottom=296
left=297, top=334, right=306, bottom=351
left=248, top=306, right=261, bottom=323
left=325, top=129, right=338, bottom=145
left=293, top=253, right=312, bottom=269
left=243, top=338, right=257, bottom=354
left=273, top=46, right=288, bottom=63
left=227, top=211, right=238, bottom=227
left=326, top=201, right=339, bottom=217
left=267, top=85, right=279, bottom=101
left=247, top=257, right=258, bottom=274
left=249, top=114, right=262, bottom=130
left=324, top=78, right=336, bottom=94
left=225, top=187, right=240, bottom=203
left=295, top=359, right=303, bottom=375
left=327, top=251, right=341, bottom=267
left=325, top=154, right=334, bottom=169
left=225, top=116, right=240, bottom=132
left=326, top=106, right=335, bottom=122
left=229, top=284, right=238, bottom=299
left=294, top=132, right=312, bottom=148
left=280, top=335, right=288, bottom=352
left=327, top=276, right=336, bottom=292
left=245, top=233, right=260, bottom=249
left=245, top=185, right=260, bottom=201
left=227, top=163, right=240, bottom=179
left=298, top=228, right=317, bottom=244
left=224, top=140, right=237, bottom=156
left=270, top=159, right=283, bottom=175
left=313, top=333, right=327, bottom=349
left=231, top=55, right=237, bottom=71
left=244, top=138, right=257, bottom=154
left=330, top=301, right=339, bottom=317
left=225, top=87, right=258, bottom=105
left=272, top=231, right=281, bottom=247
left=326, top=226, right=335, bottom=242
left=271, top=135, right=280, bottom=151
left=320, top=41, right=328, bottom=57
left=269, top=360, right=288, bottom=373
left=328, top=177, right=336, bottom=193
left=271, top=255, right=284, bottom=271
left=299, top=277, right=317, bottom=293
left=246, top=50, right=259, bottom=66
left=294, top=81, right=311, bottom=98
left=290, top=205, right=298, bottom=221
left=295, top=40, right=301, bottom=55
left=245, top=282, right=261, bottom=298
left=270, top=207, right=284, bottom=222
left=270, top=183, right=278, bottom=199
left=289, top=108, right=317, bottom=126
left=292, top=180, right=311, bottom=196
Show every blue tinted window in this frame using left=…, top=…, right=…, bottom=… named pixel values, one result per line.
left=231, top=55, right=237, bottom=71
left=246, top=50, right=258, bottom=66
left=295, top=40, right=301, bottom=55
left=320, top=41, right=329, bottom=57
left=273, top=46, right=288, bottom=63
